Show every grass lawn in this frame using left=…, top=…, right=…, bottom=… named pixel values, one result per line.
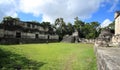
left=0, top=43, right=96, bottom=70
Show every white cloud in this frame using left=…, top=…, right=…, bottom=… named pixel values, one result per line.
left=18, top=0, right=105, bottom=23
left=101, top=19, right=112, bottom=28
left=0, top=0, right=19, bottom=21
left=0, top=0, right=119, bottom=23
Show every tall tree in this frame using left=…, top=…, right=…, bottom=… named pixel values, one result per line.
left=55, top=18, right=66, bottom=30
left=66, top=22, right=74, bottom=35
left=74, top=17, right=84, bottom=30
left=83, top=22, right=100, bottom=39
left=107, top=21, right=115, bottom=34
left=74, top=17, right=85, bottom=38
left=54, top=18, right=67, bottom=41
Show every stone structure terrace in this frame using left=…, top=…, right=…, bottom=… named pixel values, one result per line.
left=95, top=11, right=120, bottom=70
left=0, top=17, right=59, bottom=44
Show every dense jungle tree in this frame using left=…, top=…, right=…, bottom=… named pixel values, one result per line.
left=54, top=18, right=67, bottom=41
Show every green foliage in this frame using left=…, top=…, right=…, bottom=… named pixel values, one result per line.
left=0, top=43, right=97, bottom=70
left=74, top=17, right=84, bottom=31
left=107, top=21, right=115, bottom=33
left=41, top=22, right=51, bottom=29
left=73, top=17, right=100, bottom=39
left=41, top=22, right=55, bottom=34
left=66, top=23, right=74, bottom=35
left=2, top=16, right=20, bottom=25
left=54, top=18, right=67, bottom=41
left=83, top=22, right=99, bottom=39
left=54, top=17, right=100, bottom=40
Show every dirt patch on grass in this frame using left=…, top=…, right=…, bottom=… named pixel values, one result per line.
left=64, top=53, right=76, bottom=70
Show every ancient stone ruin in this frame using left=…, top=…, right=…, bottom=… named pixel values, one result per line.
left=95, top=28, right=113, bottom=47
left=112, top=11, right=120, bottom=47
left=95, top=11, right=120, bottom=47
left=95, top=11, right=120, bottom=70
left=62, top=30, right=79, bottom=43
left=62, top=29, right=96, bottom=43
left=0, top=17, right=59, bottom=44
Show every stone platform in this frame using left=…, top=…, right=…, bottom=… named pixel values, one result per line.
left=95, top=46, right=120, bottom=70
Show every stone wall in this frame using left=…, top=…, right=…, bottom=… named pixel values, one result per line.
left=115, top=13, right=120, bottom=35
left=0, top=29, right=59, bottom=44
left=62, top=36, right=95, bottom=43
left=79, top=38, right=95, bottom=44
left=112, top=35, right=120, bottom=46
left=0, top=38, right=58, bottom=44
left=0, top=29, right=4, bottom=37
left=94, top=46, right=120, bottom=70
left=62, top=35, right=75, bottom=43
left=112, top=11, right=120, bottom=46
left=95, top=38, right=111, bottom=47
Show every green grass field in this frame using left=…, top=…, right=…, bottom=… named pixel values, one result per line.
left=0, top=43, right=96, bottom=70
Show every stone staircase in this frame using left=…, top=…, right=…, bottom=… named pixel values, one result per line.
left=61, top=35, right=75, bottom=43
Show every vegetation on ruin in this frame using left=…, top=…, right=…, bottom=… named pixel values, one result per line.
left=0, top=43, right=96, bottom=70
left=0, top=16, right=115, bottom=41
left=1, top=16, right=100, bottom=40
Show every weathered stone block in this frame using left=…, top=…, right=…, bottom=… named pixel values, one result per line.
left=95, top=46, right=120, bottom=70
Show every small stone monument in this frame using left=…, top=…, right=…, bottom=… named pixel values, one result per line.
left=95, top=28, right=113, bottom=47
left=72, top=30, right=79, bottom=43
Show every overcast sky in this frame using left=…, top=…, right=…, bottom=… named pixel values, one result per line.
left=0, top=0, right=120, bottom=27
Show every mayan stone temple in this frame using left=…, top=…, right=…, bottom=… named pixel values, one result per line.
left=95, top=11, right=120, bottom=70
left=95, top=11, right=120, bottom=47
left=0, top=17, right=59, bottom=44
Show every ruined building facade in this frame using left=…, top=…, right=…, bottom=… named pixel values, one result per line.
left=112, top=11, right=120, bottom=46
left=115, top=11, right=120, bottom=35
left=0, top=17, right=59, bottom=44
left=95, top=11, right=120, bottom=47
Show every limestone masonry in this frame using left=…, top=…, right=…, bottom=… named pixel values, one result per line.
left=0, top=17, right=59, bottom=44
left=112, top=11, right=120, bottom=46
left=115, top=11, right=120, bottom=35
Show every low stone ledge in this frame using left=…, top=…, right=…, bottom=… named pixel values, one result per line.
left=95, top=46, right=120, bottom=70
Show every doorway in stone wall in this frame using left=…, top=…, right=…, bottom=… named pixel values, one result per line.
left=16, top=32, right=21, bottom=38
left=35, top=34, right=39, bottom=38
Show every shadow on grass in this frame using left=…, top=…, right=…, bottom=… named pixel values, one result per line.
left=0, top=48, right=46, bottom=70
